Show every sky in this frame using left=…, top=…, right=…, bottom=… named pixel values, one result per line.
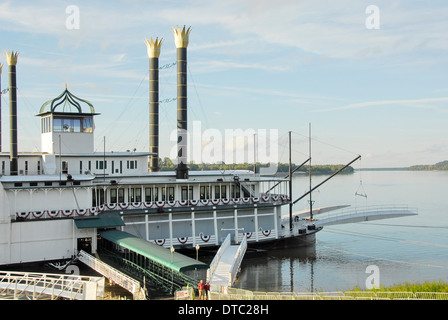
left=0, top=0, right=447, bottom=168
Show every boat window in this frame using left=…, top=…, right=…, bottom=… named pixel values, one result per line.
left=110, top=189, right=117, bottom=203
left=181, top=186, right=193, bottom=201
left=82, top=118, right=93, bottom=133
left=168, top=187, right=175, bottom=201
left=200, top=186, right=210, bottom=200
left=214, top=185, right=226, bottom=199
left=118, top=189, right=124, bottom=203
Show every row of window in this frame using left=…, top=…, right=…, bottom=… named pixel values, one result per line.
left=2, top=160, right=42, bottom=175
left=0, top=159, right=140, bottom=176
left=41, top=117, right=93, bottom=133
left=92, top=185, right=247, bottom=207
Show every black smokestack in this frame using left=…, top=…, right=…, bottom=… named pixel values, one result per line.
left=172, top=25, right=191, bottom=179
left=6, top=51, right=18, bottom=175
left=0, top=63, right=3, bottom=153
left=145, top=38, right=163, bottom=172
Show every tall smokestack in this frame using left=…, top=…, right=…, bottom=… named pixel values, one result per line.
left=0, top=63, right=3, bottom=153
left=6, top=51, right=19, bottom=175
left=172, top=25, right=191, bottom=179
left=145, top=37, right=163, bottom=172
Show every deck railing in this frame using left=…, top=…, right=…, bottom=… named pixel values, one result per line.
left=14, top=194, right=290, bottom=220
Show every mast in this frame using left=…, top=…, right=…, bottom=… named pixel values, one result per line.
left=288, top=131, right=293, bottom=230
left=309, top=123, right=313, bottom=220
left=0, top=63, right=2, bottom=152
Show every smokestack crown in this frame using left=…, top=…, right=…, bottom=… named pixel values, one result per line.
left=145, top=37, right=163, bottom=58
left=6, top=51, right=19, bottom=66
left=171, top=25, right=191, bottom=48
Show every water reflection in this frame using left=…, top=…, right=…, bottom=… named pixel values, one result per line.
left=235, top=245, right=318, bottom=292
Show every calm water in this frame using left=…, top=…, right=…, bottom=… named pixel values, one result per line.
left=235, top=170, right=448, bottom=292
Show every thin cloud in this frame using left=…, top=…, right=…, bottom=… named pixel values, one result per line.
left=313, top=97, right=448, bottom=113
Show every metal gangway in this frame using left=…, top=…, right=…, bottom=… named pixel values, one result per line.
left=0, top=270, right=105, bottom=300
left=208, top=234, right=247, bottom=287
left=77, top=250, right=146, bottom=300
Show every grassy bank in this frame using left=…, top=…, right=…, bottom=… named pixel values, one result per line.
left=349, top=280, right=448, bottom=293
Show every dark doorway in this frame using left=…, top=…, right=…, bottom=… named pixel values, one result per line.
left=77, top=237, right=92, bottom=254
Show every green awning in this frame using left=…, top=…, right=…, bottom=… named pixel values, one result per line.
left=74, top=215, right=125, bottom=229
left=99, top=230, right=208, bottom=272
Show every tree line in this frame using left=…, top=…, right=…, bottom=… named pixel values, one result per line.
left=156, top=157, right=354, bottom=175
left=409, top=160, right=448, bottom=171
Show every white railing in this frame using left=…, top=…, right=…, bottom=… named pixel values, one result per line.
left=315, top=205, right=418, bottom=226
left=0, top=270, right=104, bottom=300
left=208, top=287, right=448, bottom=300
left=229, top=235, right=247, bottom=286
left=207, top=234, right=231, bottom=282
left=77, top=250, right=146, bottom=300
left=14, top=195, right=290, bottom=221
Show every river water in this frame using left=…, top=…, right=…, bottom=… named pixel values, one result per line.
left=234, top=170, right=448, bottom=292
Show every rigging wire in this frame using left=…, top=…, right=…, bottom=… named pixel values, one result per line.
left=95, top=73, right=147, bottom=152
left=291, top=130, right=360, bottom=157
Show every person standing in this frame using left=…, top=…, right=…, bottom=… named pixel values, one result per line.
left=205, top=282, right=210, bottom=300
left=198, top=280, right=205, bottom=300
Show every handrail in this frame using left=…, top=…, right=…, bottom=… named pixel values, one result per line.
left=317, top=205, right=418, bottom=220
left=207, top=233, right=231, bottom=282
left=77, top=250, right=146, bottom=300
left=0, top=270, right=104, bottom=300
left=229, top=235, right=247, bottom=286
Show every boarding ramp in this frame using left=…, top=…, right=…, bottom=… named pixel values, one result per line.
left=314, top=205, right=418, bottom=226
left=208, top=234, right=247, bottom=287
left=77, top=250, right=146, bottom=300
left=0, top=270, right=104, bottom=300
left=98, top=230, right=208, bottom=294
